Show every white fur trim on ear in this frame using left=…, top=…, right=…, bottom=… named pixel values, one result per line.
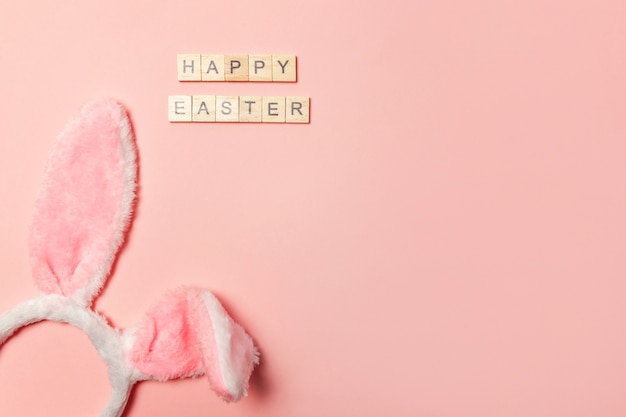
left=199, top=292, right=259, bottom=401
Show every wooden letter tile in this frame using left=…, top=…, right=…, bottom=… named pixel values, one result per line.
left=177, top=54, right=202, bottom=81
left=239, top=96, right=263, bottom=122
left=192, top=95, right=216, bottom=122
left=272, top=55, right=297, bottom=82
left=248, top=55, right=273, bottom=82
left=262, top=96, right=286, bottom=123
left=201, top=54, right=225, bottom=81
left=224, top=55, right=249, bottom=81
left=216, top=96, right=240, bottom=122
left=285, top=97, right=310, bottom=123
left=168, top=96, right=192, bottom=122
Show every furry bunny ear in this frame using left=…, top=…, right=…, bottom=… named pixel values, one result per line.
left=126, top=288, right=259, bottom=402
left=29, top=98, right=136, bottom=304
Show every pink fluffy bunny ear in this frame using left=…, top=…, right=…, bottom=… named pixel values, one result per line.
left=29, top=97, right=136, bottom=305
left=126, top=288, right=259, bottom=402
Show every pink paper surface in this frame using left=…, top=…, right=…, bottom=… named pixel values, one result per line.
left=1, top=1, right=626, bottom=416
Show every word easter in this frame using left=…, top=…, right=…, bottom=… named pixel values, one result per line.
left=168, top=95, right=309, bottom=123
left=177, top=54, right=296, bottom=82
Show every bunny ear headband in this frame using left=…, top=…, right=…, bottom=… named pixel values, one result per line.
left=0, top=98, right=259, bottom=417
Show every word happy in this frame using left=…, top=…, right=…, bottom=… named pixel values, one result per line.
left=177, top=54, right=296, bottom=82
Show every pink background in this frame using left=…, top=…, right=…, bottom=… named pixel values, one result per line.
left=1, top=1, right=626, bottom=416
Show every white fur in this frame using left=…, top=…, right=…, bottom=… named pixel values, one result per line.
left=0, top=294, right=137, bottom=417
left=200, top=291, right=241, bottom=399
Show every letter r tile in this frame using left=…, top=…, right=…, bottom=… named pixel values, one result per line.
left=286, top=97, right=310, bottom=123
